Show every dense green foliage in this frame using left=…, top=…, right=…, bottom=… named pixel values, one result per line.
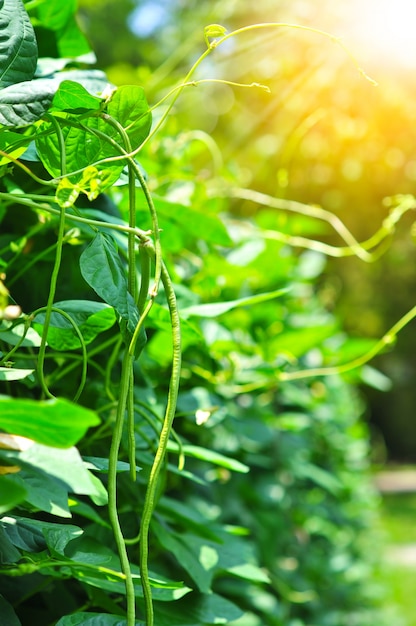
left=0, top=1, right=393, bottom=624
left=86, top=0, right=416, bottom=459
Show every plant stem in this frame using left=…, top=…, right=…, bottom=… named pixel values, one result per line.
left=107, top=350, right=136, bottom=626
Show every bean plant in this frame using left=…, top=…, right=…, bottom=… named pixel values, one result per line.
left=0, top=1, right=410, bottom=625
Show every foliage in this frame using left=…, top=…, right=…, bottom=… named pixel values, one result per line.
left=89, top=0, right=416, bottom=458
left=0, top=1, right=392, bottom=625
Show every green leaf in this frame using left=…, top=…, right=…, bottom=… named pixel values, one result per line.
left=79, top=233, right=142, bottom=341
left=0, top=320, right=42, bottom=347
left=153, top=522, right=268, bottom=594
left=55, top=614, right=144, bottom=626
left=0, top=129, right=34, bottom=165
left=37, top=84, right=150, bottom=194
left=0, top=515, right=82, bottom=552
left=204, top=24, right=228, bottom=40
left=293, top=462, right=343, bottom=495
left=0, top=444, right=106, bottom=500
left=63, top=536, right=192, bottom=600
left=167, top=442, right=250, bottom=474
left=153, top=521, right=213, bottom=593
left=0, top=70, right=109, bottom=127
left=0, top=525, right=21, bottom=563
left=154, top=591, right=243, bottom=625
left=0, top=0, right=37, bottom=88
left=83, top=456, right=141, bottom=474
left=55, top=14, right=92, bottom=58
left=154, top=196, right=232, bottom=247
left=68, top=498, right=111, bottom=528
left=7, top=471, right=72, bottom=517
left=0, top=594, right=22, bottom=626
left=33, top=300, right=117, bottom=351
left=180, top=287, right=289, bottom=318
left=0, top=396, right=100, bottom=448
left=0, top=78, right=57, bottom=127
left=0, top=367, right=34, bottom=381
left=269, top=324, right=337, bottom=359
left=0, top=476, right=27, bottom=514
left=33, top=0, right=77, bottom=31
left=106, top=85, right=152, bottom=150
left=52, top=80, right=102, bottom=113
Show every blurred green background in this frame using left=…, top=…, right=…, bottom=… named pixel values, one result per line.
left=77, top=0, right=416, bottom=462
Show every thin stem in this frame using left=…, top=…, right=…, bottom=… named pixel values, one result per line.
left=279, top=305, right=416, bottom=381
left=107, top=350, right=136, bottom=626
left=211, top=22, right=377, bottom=86
left=0, top=193, right=152, bottom=242
left=31, top=306, right=88, bottom=401
left=36, top=117, right=68, bottom=399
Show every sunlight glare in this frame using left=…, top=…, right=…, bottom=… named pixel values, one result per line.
left=348, top=0, right=416, bottom=68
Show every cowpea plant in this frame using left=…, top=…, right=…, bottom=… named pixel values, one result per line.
left=0, top=1, right=412, bottom=625
left=0, top=1, right=185, bottom=624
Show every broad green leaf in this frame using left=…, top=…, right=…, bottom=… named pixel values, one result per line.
left=62, top=537, right=192, bottom=600
left=79, top=233, right=142, bottom=341
left=83, top=456, right=141, bottom=474
left=276, top=412, right=311, bottom=432
left=35, top=53, right=96, bottom=78
left=106, top=85, right=152, bottom=150
left=152, top=522, right=216, bottom=593
left=7, top=471, right=72, bottom=517
left=167, top=462, right=208, bottom=487
left=44, top=526, right=86, bottom=556
left=0, top=129, right=34, bottom=165
left=0, top=444, right=105, bottom=500
left=0, top=524, right=21, bottom=563
left=56, top=613, right=145, bottom=626
left=0, top=78, right=57, bottom=127
left=167, top=442, right=250, bottom=473
left=154, top=196, right=232, bottom=247
left=0, top=594, right=21, bottom=626
left=0, top=367, right=34, bottom=381
left=153, top=591, right=243, bottom=625
left=0, top=0, right=37, bottom=88
left=0, top=515, right=82, bottom=552
left=0, top=69, right=108, bottom=127
left=65, top=535, right=120, bottom=567
left=33, top=0, right=77, bottom=31
left=68, top=498, right=111, bottom=528
left=226, top=562, right=270, bottom=583
left=180, top=287, right=289, bottom=318
left=36, top=115, right=121, bottom=189
left=159, top=497, right=223, bottom=540
left=37, top=85, right=150, bottom=194
left=0, top=476, right=27, bottom=514
left=293, top=462, right=343, bottom=495
left=154, top=522, right=268, bottom=594
left=0, top=396, right=100, bottom=448
left=269, top=324, right=337, bottom=359
left=55, top=14, right=92, bottom=58
left=0, top=320, right=42, bottom=347
left=148, top=302, right=201, bottom=342
left=33, top=300, right=117, bottom=351
left=52, top=80, right=102, bottom=113
left=55, top=69, right=110, bottom=96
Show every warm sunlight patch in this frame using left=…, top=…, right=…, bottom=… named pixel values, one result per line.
left=350, top=0, right=416, bottom=68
